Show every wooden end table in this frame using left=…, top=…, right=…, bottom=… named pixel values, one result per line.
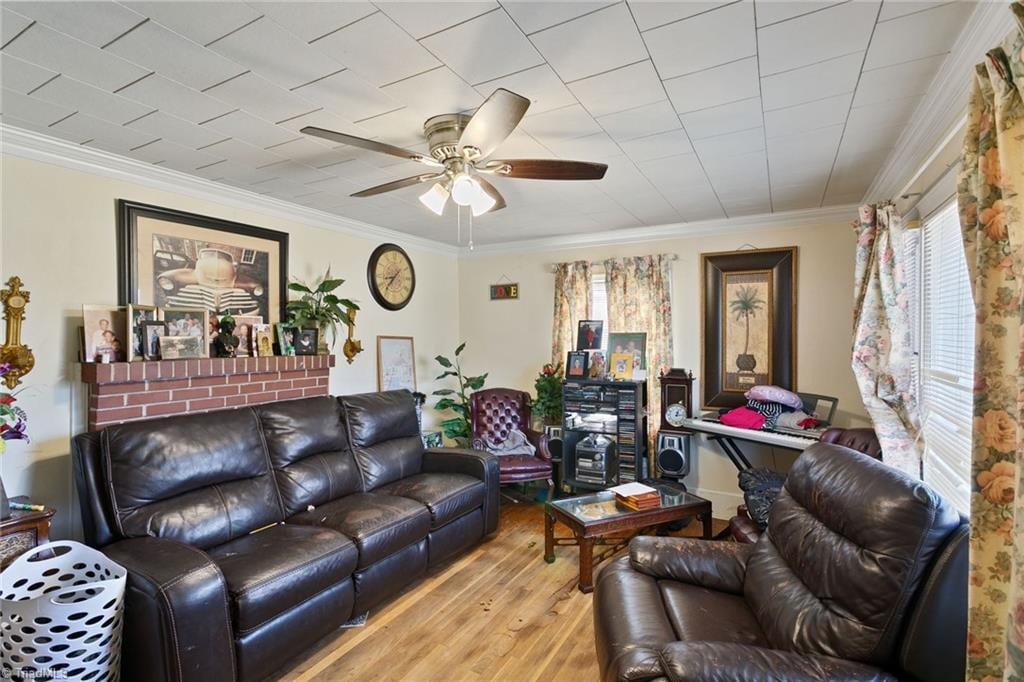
left=544, top=484, right=712, bottom=593
left=1, top=496, right=56, bottom=570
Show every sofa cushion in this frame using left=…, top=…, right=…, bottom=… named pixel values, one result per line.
left=208, top=523, right=357, bottom=633
left=659, top=581, right=768, bottom=647
left=340, top=391, right=423, bottom=490
left=376, top=473, right=486, bottom=529
left=256, top=397, right=362, bottom=515
left=102, top=408, right=283, bottom=549
left=288, top=492, right=430, bottom=569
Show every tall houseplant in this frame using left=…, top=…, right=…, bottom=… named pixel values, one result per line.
left=533, top=362, right=564, bottom=426
left=432, top=343, right=487, bottom=447
left=286, top=268, right=359, bottom=354
left=729, top=285, right=765, bottom=372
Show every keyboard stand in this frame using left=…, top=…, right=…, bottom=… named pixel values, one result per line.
left=708, top=434, right=754, bottom=472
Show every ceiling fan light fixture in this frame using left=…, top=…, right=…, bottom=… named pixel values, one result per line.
left=450, top=172, right=477, bottom=206
left=419, top=182, right=449, bottom=216
left=470, top=187, right=496, bottom=216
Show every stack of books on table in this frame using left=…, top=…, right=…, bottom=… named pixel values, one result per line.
left=609, top=482, right=661, bottom=511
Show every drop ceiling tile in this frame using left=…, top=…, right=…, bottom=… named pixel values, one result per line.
left=49, top=111, right=157, bottom=152
left=519, top=104, right=602, bottom=141
left=877, top=0, right=948, bottom=22
left=692, top=126, right=764, bottom=160
left=199, top=137, right=285, bottom=166
left=757, top=1, right=879, bottom=75
left=763, top=92, right=851, bottom=138
left=255, top=160, right=332, bottom=185
left=2, top=22, right=149, bottom=91
left=204, top=72, right=315, bottom=123
left=254, top=2, right=375, bottom=41
left=766, top=122, right=843, bottom=180
left=126, top=138, right=223, bottom=169
left=475, top=65, right=576, bottom=116
left=546, top=131, right=621, bottom=160
left=124, top=110, right=226, bottom=148
left=530, top=4, right=648, bottom=83
left=845, top=94, right=922, bottom=137
left=205, top=17, right=345, bottom=90
left=377, top=2, right=498, bottom=39
left=291, top=70, right=398, bottom=123
left=420, top=10, right=543, bottom=85
left=864, top=2, right=971, bottom=70
left=489, top=128, right=553, bottom=157
left=760, top=51, right=862, bottom=110
left=772, top=180, right=826, bottom=210
left=702, top=149, right=768, bottom=190
left=620, top=128, right=693, bottom=161
left=644, top=1, right=755, bottom=79
left=1, top=8, right=32, bottom=48
left=123, top=2, right=262, bottom=46
left=501, top=1, right=614, bottom=34
left=630, top=1, right=735, bottom=31
left=200, top=109, right=297, bottom=148
left=381, top=67, right=483, bottom=118
left=679, top=96, right=761, bottom=139
left=0, top=54, right=58, bottom=93
left=754, top=1, right=844, bottom=27
left=567, top=60, right=664, bottom=118
left=638, top=152, right=706, bottom=187
left=311, top=13, right=440, bottom=87
left=0, top=88, right=74, bottom=126
left=854, top=53, right=945, bottom=107
left=106, top=21, right=245, bottom=91
left=265, top=137, right=357, bottom=167
left=30, top=74, right=153, bottom=125
left=598, top=99, right=681, bottom=142
left=352, top=107, right=428, bottom=147
left=4, top=1, right=144, bottom=47
left=118, top=73, right=234, bottom=123
left=664, top=57, right=759, bottom=113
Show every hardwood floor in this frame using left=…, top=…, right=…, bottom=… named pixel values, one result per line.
left=277, top=498, right=727, bottom=682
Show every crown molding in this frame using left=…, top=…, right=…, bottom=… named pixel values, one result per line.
left=459, top=203, right=859, bottom=257
left=0, top=124, right=460, bottom=257
left=864, top=0, right=1011, bottom=203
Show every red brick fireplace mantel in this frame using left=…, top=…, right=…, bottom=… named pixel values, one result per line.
left=82, top=355, right=336, bottom=431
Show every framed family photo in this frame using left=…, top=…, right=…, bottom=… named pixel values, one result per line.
left=162, top=307, right=209, bottom=352
left=376, top=336, right=416, bottom=392
left=295, top=328, right=319, bottom=356
left=83, top=305, right=128, bottom=363
left=700, top=247, right=797, bottom=409
left=117, top=200, right=289, bottom=324
left=576, top=320, right=604, bottom=350
left=566, top=350, right=589, bottom=378
left=141, top=320, right=167, bottom=361
left=608, top=332, right=647, bottom=370
left=126, top=303, right=158, bottom=362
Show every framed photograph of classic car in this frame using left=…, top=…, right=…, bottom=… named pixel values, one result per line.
left=700, top=247, right=797, bottom=410
left=117, top=200, right=288, bottom=324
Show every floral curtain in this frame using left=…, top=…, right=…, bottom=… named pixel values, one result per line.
left=851, top=203, right=921, bottom=477
left=604, top=255, right=674, bottom=455
left=962, top=8, right=1024, bottom=680
left=551, top=260, right=592, bottom=367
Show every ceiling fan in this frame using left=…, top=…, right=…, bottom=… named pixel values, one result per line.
left=301, top=88, right=608, bottom=217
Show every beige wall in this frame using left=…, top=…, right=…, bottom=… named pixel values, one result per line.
left=458, top=223, right=869, bottom=512
left=1, top=154, right=460, bottom=538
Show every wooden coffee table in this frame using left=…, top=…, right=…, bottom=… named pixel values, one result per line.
left=543, top=483, right=712, bottom=593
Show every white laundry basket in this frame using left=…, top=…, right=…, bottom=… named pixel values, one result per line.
left=1, top=541, right=126, bottom=681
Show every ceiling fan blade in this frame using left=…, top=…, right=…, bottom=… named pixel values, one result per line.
left=458, top=89, right=530, bottom=160
left=351, top=174, right=444, bottom=198
left=301, top=126, right=442, bottom=168
left=489, top=159, right=608, bottom=181
left=476, top=176, right=506, bottom=213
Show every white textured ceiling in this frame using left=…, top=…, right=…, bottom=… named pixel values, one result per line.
left=0, top=0, right=975, bottom=245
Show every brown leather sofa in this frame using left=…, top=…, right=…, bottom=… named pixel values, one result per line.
left=73, top=391, right=499, bottom=682
left=594, top=443, right=968, bottom=681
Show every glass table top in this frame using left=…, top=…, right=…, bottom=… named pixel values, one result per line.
left=550, top=483, right=707, bottom=526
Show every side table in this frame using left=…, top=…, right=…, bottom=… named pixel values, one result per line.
left=1, top=496, right=56, bottom=569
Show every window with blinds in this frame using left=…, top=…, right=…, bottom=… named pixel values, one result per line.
left=591, top=271, right=609, bottom=351
left=918, top=201, right=974, bottom=514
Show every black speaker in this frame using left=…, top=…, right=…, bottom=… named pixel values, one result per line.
left=544, top=425, right=563, bottom=461
left=656, top=432, right=689, bottom=480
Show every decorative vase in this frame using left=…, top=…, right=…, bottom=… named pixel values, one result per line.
left=1, top=477, right=10, bottom=520
left=736, top=353, right=757, bottom=372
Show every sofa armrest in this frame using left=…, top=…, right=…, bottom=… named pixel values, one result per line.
left=629, top=536, right=751, bottom=595
left=102, top=537, right=236, bottom=682
left=423, top=447, right=500, bottom=535
left=659, top=642, right=896, bottom=681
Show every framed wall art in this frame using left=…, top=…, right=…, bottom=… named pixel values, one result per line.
left=117, top=200, right=288, bottom=324
left=700, top=247, right=797, bottom=410
left=377, top=336, right=416, bottom=392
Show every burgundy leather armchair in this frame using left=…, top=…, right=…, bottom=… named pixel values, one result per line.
left=470, top=388, right=554, bottom=501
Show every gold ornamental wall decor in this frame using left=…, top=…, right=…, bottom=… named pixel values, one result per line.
left=1, top=277, right=35, bottom=389
left=342, top=308, right=363, bottom=365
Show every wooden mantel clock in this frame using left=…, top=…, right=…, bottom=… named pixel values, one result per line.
left=659, top=368, right=694, bottom=433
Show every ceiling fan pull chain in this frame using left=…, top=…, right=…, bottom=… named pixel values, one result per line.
left=469, top=209, right=474, bottom=251
left=457, top=204, right=462, bottom=245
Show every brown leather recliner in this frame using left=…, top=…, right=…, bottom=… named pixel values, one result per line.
left=595, top=443, right=968, bottom=682
left=470, top=387, right=554, bottom=500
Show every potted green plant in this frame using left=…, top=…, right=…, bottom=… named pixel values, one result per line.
left=729, top=285, right=765, bottom=372
left=432, top=343, right=487, bottom=447
left=286, top=268, right=359, bottom=354
left=0, top=362, right=29, bottom=519
left=533, top=362, right=564, bottom=427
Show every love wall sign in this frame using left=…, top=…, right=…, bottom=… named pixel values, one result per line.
left=489, top=283, right=519, bottom=300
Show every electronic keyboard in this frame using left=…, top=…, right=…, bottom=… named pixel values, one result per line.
left=680, top=416, right=822, bottom=451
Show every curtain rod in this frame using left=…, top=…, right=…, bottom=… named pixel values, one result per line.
left=548, top=253, right=678, bottom=273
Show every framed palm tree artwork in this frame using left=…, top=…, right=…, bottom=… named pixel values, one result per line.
left=700, top=247, right=797, bottom=409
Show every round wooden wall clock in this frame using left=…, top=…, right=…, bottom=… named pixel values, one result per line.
left=367, top=243, right=415, bottom=310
